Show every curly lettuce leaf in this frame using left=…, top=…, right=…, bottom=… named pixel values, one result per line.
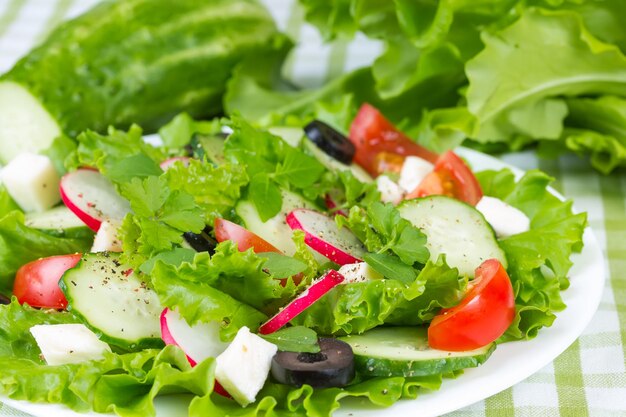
left=165, top=158, right=249, bottom=223
left=560, top=95, right=626, bottom=173
left=477, top=168, right=586, bottom=340
left=0, top=303, right=450, bottom=417
left=291, top=258, right=464, bottom=335
left=68, top=125, right=167, bottom=180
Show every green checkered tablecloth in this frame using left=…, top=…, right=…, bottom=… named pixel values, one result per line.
left=0, top=0, right=624, bottom=416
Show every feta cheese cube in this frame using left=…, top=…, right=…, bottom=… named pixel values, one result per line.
left=91, top=219, right=122, bottom=252
left=338, top=262, right=384, bottom=283
left=215, top=326, right=277, bottom=406
left=30, top=323, right=111, bottom=366
left=0, top=153, right=60, bottom=212
left=476, top=196, right=530, bottom=238
left=398, top=156, right=434, bottom=193
left=376, top=175, right=404, bottom=205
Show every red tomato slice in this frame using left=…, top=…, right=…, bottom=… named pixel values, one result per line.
left=349, top=103, right=439, bottom=177
left=427, top=259, right=515, bottom=351
left=13, top=254, right=82, bottom=309
left=405, top=151, right=483, bottom=205
left=214, top=218, right=280, bottom=254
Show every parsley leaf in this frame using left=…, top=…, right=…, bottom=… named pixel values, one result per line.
left=258, top=252, right=307, bottom=278
left=249, top=173, right=283, bottom=222
left=224, top=116, right=326, bottom=219
left=118, top=176, right=204, bottom=269
left=260, top=326, right=320, bottom=353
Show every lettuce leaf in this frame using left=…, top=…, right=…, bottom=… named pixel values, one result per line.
left=165, top=158, right=249, bottom=223
left=465, top=8, right=626, bottom=143
left=476, top=169, right=586, bottom=340
left=0, top=211, right=93, bottom=293
left=0, top=301, right=451, bottom=417
left=291, top=258, right=464, bottom=335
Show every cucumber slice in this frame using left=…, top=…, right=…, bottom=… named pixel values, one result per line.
left=267, top=126, right=304, bottom=148
left=398, top=196, right=507, bottom=277
left=339, top=327, right=495, bottom=377
left=0, top=82, right=61, bottom=163
left=25, top=205, right=88, bottom=233
left=60, top=253, right=163, bottom=350
left=303, top=140, right=373, bottom=183
left=236, top=189, right=318, bottom=256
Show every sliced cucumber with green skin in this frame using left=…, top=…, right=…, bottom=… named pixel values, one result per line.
left=267, top=126, right=304, bottom=148
left=60, top=253, right=163, bottom=350
left=398, top=196, right=507, bottom=277
left=236, top=189, right=319, bottom=256
left=25, top=205, right=90, bottom=235
left=303, top=140, right=373, bottom=183
left=339, top=327, right=495, bottom=377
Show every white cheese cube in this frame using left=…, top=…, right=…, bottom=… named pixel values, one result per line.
left=215, top=326, right=277, bottom=406
left=376, top=175, right=404, bottom=205
left=476, top=196, right=530, bottom=238
left=398, top=156, right=434, bottom=193
left=30, top=323, right=111, bottom=366
left=0, top=153, right=60, bottom=212
left=91, top=219, right=122, bottom=252
left=338, top=262, right=384, bottom=283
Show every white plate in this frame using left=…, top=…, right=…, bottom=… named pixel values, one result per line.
left=2, top=148, right=605, bottom=417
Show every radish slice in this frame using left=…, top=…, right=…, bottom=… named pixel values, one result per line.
left=160, top=309, right=232, bottom=398
left=160, top=156, right=191, bottom=171
left=160, top=308, right=229, bottom=366
left=60, top=169, right=131, bottom=232
left=286, top=209, right=365, bottom=265
left=258, top=270, right=345, bottom=335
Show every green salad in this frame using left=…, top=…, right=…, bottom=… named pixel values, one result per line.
left=0, top=107, right=585, bottom=416
left=0, top=0, right=594, bottom=416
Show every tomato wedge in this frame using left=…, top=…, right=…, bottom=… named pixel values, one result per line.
left=405, top=151, right=483, bottom=205
left=214, top=218, right=280, bottom=254
left=13, top=254, right=82, bottom=309
left=349, top=103, right=439, bottom=177
left=428, top=259, right=515, bottom=351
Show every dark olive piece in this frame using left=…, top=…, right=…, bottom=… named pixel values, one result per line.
left=183, top=226, right=218, bottom=254
left=0, top=293, right=10, bottom=305
left=304, top=120, right=356, bottom=165
left=271, top=338, right=355, bottom=388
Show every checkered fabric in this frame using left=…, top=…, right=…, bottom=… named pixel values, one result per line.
left=0, top=0, right=624, bottom=416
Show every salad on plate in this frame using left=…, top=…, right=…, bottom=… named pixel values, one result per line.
left=0, top=0, right=597, bottom=415
left=0, top=101, right=586, bottom=417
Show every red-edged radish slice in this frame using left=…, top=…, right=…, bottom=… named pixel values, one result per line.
left=214, top=218, right=281, bottom=254
left=160, top=308, right=229, bottom=366
left=160, top=309, right=232, bottom=398
left=160, top=156, right=191, bottom=171
left=258, top=270, right=345, bottom=335
left=286, top=209, right=365, bottom=265
left=60, top=169, right=131, bottom=232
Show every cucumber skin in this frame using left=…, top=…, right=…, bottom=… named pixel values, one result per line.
left=351, top=343, right=496, bottom=377
left=2, top=0, right=288, bottom=137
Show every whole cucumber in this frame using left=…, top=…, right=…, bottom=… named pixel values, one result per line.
left=0, top=0, right=288, bottom=163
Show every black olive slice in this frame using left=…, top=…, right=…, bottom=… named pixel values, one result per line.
left=0, top=293, right=9, bottom=305
left=183, top=226, right=217, bottom=254
left=304, top=120, right=356, bottom=165
left=271, top=338, right=355, bottom=388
